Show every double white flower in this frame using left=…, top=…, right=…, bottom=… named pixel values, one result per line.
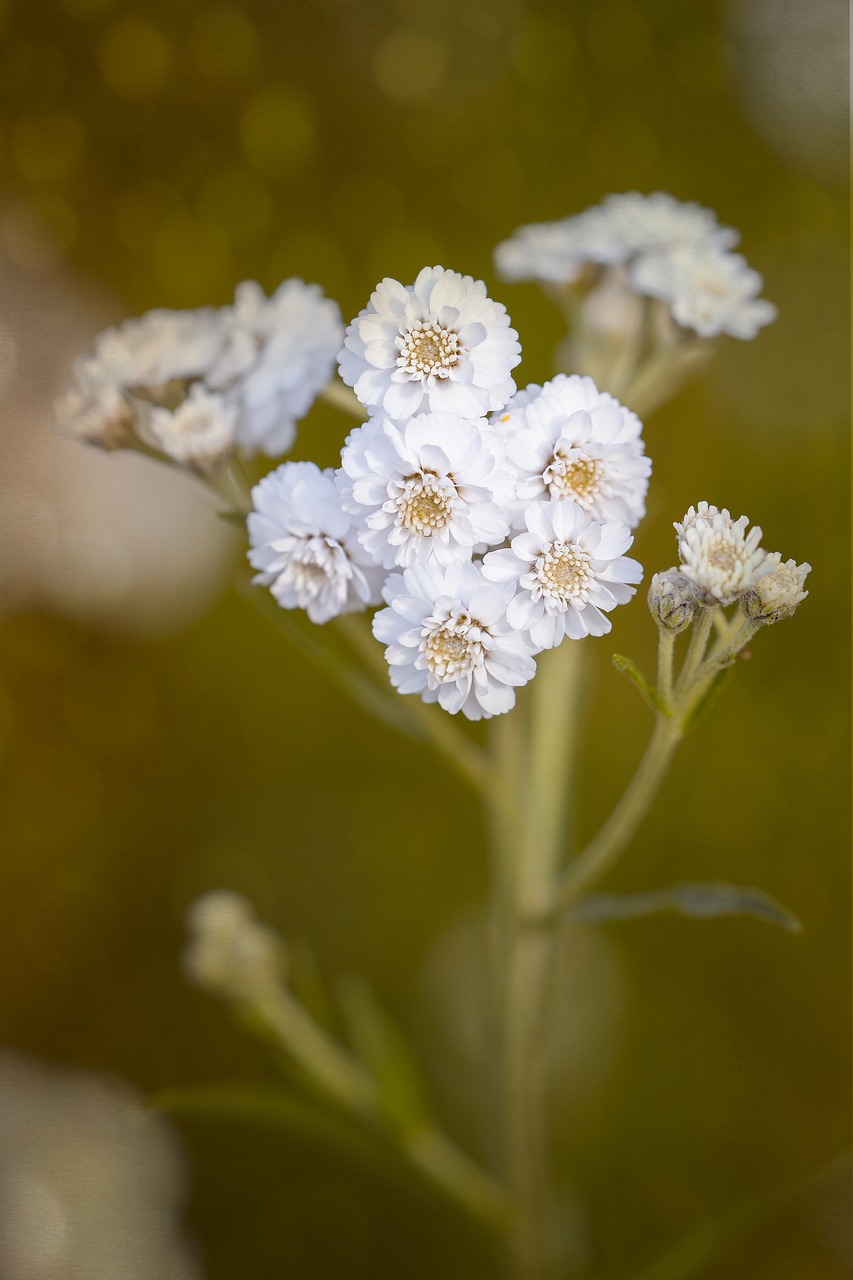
left=338, top=266, right=522, bottom=420
left=337, top=412, right=511, bottom=570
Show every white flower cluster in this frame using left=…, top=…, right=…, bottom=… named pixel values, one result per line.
left=248, top=267, right=647, bottom=719
left=649, top=502, right=810, bottom=620
left=55, top=279, right=343, bottom=469
left=494, top=192, right=776, bottom=340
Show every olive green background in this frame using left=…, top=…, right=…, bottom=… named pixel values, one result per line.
left=0, top=0, right=849, bottom=1276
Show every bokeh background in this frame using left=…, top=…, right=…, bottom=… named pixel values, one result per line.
left=0, top=0, right=849, bottom=1276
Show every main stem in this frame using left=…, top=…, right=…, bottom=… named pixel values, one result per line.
left=486, top=644, right=587, bottom=1279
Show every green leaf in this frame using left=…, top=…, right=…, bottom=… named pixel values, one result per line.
left=612, top=654, right=661, bottom=712
left=570, top=881, right=802, bottom=933
left=337, top=975, right=431, bottom=1137
left=151, top=1081, right=393, bottom=1172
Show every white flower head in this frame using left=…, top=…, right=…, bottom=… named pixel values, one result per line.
left=483, top=500, right=642, bottom=650
left=495, top=192, right=738, bottom=286
left=54, top=359, right=134, bottom=449
left=184, top=890, right=282, bottom=1000
left=248, top=461, right=385, bottom=623
left=373, top=560, right=538, bottom=720
left=338, top=266, right=521, bottom=420
left=337, top=412, right=512, bottom=569
left=676, top=503, right=771, bottom=606
left=630, top=243, right=777, bottom=339
left=741, top=554, right=811, bottom=624
left=94, top=305, right=229, bottom=389
left=210, top=279, right=343, bottom=456
left=142, top=385, right=237, bottom=470
left=493, top=374, right=650, bottom=530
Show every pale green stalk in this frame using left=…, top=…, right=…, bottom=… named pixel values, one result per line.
left=321, top=379, right=368, bottom=418
left=247, top=977, right=507, bottom=1228
left=485, top=643, right=587, bottom=1279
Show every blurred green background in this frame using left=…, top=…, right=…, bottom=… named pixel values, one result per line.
left=0, top=0, right=848, bottom=1276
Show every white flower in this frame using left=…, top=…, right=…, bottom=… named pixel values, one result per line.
left=629, top=243, right=777, bottom=339
left=93, top=305, right=229, bottom=388
left=143, top=385, right=237, bottom=469
left=741, top=554, right=811, bottom=623
left=184, top=890, right=282, bottom=999
left=676, top=503, right=771, bottom=606
left=337, top=412, right=511, bottom=569
left=210, top=279, right=343, bottom=456
left=372, top=560, right=538, bottom=719
left=248, top=461, right=385, bottom=623
left=483, top=501, right=642, bottom=649
left=54, top=359, right=134, bottom=448
left=338, top=266, right=521, bottom=420
left=492, top=374, right=650, bottom=529
left=495, top=192, right=738, bottom=285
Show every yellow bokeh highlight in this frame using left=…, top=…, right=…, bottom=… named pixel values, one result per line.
left=189, top=3, right=257, bottom=81
left=372, top=28, right=448, bottom=102
left=97, top=16, right=172, bottom=97
left=11, top=109, right=84, bottom=183
left=240, top=85, right=314, bottom=180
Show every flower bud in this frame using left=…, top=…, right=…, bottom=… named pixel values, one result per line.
left=183, top=890, right=284, bottom=1000
left=740, top=554, right=810, bottom=624
left=648, top=568, right=700, bottom=632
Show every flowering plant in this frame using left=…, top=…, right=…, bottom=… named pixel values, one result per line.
left=58, top=192, right=809, bottom=1279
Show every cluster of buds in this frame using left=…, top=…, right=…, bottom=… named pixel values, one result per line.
left=649, top=502, right=810, bottom=630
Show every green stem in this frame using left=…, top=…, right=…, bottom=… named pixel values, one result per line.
left=485, top=644, right=587, bottom=1279
left=321, top=380, right=369, bottom=419
left=553, top=712, right=683, bottom=914
left=656, top=628, right=676, bottom=714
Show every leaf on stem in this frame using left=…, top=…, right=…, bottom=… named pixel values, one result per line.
left=337, top=974, right=432, bottom=1138
left=569, top=881, right=802, bottom=933
left=612, top=654, right=661, bottom=712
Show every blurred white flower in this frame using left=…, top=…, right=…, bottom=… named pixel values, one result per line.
left=629, top=243, right=777, bottom=339
left=248, top=460, right=385, bottom=623
left=492, top=374, right=650, bottom=529
left=372, top=560, right=538, bottom=719
left=184, top=890, right=283, bottom=999
left=483, top=501, right=642, bottom=649
left=495, top=192, right=738, bottom=285
left=143, top=386, right=238, bottom=470
left=338, top=412, right=511, bottom=569
left=0, top=1051, right=199, bottom=1280
left=338, top=266, right=521, bottom=419
left=676, top=503, right=770, bottom=606
left=210, top=279, right=343, bottom=457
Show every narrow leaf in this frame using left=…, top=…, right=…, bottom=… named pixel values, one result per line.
left=612, top=654, right=661, bottom=711
left=338, top=975, right=431, bottom=1137
left=570, top=881, right=802, bottom=933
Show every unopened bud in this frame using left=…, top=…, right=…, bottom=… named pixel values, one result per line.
left=648, top=568, right=700, bottom=632
left=183, top=890, right=284, bottom=999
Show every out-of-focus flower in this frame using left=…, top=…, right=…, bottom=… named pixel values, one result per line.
left=143, top=386, right=238, bottom=470
left=248, top=461, right=385, bottom=623
left=495, top=192, right=738, bottom=285
left=337, top=412, right=511, bottom=569
left=492, top=374, right=650, bottom=529
left=483, top=500, right=642, bottom=649
left=676, top=503, right=771, bottom=606
left=184, top=890, right=283, bottom=1000
left=372, top=560, right=538, bottom=719
left=209, top=279, right=343, bottom=457
left=0, top=1051, right=199, bottom=1280
left=338, top=266, right=521, bottom=420
left=629, top=244, right=777, bottom=339
left=741, top=554, right=811, bottom=624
